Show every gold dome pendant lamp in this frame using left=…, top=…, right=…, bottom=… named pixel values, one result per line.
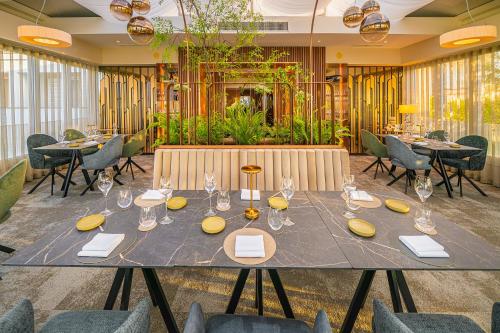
left=440, top=0, right=497, bottom=48
left=17, top=0, right=72, bottom=48
left=343, top=0, right=390, bottom=43
left=110, top=0, right=154, bottom=45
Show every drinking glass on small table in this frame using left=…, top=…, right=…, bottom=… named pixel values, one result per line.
left=281, top=177, right=295, bottom=226
left=414, top=176, right=435, bottom=234
left=204, top=172, right=217, bottom=217
left=159, top=176, right=174, bottom=224
left=97, top=170, right=114, bottom=216
left=342, top=175, right=360, bottom=219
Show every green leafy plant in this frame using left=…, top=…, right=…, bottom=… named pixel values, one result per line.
left=224, top=102, right=266, bottom=144
left=184, top=114, right=225, bottom=144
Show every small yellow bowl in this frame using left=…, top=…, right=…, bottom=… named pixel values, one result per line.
left=268, top=197, right=288, bottom=210
left=348, top=218, right=376, bottom=238
left=68, top=143, right=80, bottom=148
left=76, top=214, right=105, bottom=231
left=413, top=137, right=424, bottom=142
left=385, top=199, right=410, bottom=214
left=449, top=144, right=461, bottom=148
left=167, top=196, right=188, bottom=210
left=75, top=139, right=85, bottom=143
left=202, top=216, right=225, bottom=234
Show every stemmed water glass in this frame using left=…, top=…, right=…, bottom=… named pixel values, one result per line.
left=281, top=177, right=295, bottom=226
left=342, top=175, right=360, bottom=219
left=204, top=172, right=217, bottom=217
left=117, top=187, right=133, bottom=209
left=98, top=170, right=114, bottom=216
left=159, top=176, right=174, bottom=224
left=414, top=176, right=435, bottom=233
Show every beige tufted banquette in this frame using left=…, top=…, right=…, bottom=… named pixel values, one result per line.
left=153, top=146, right=350, bottom=191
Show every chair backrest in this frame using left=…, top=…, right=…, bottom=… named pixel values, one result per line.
left=26, top=134, right=57, bottom=169
left=64, top=129, right=85, bottom=141
left=153, top=146, right=350, bottom=191
left=82, top=135, right=124, bottom=170
left=386, top=136, right=430, bottom=170
left=361, top=130, right=387, bottom=158
left=0, top=299, right=34, bottom=333
left=0, top=159, right=27, bottom=220
left=123, top=129, right=147, bottom=157
left=114, top=299, right=150, bottom=333
left=456, top=135, right=488, bottom=171
left=425, top=130, right=446, bottom=141
left=373, top=299, right=413, bottom=333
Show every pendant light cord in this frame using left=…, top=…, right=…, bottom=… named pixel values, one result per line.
left=35, top=0, right=47, bottom=25
left=465, top=0, right=475, bottom=23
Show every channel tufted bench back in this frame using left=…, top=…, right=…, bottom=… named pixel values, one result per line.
left=153, top=146, right=350, bottom=191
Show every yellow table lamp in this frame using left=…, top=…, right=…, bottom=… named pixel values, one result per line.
left=399, top=104, right=417, bottom=134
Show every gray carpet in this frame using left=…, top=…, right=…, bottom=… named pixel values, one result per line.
left=1, top=154, right=499, bottom=332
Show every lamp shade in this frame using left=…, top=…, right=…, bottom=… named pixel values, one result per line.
left=399, top=104, right=417, bottom=114
left=17, top=25, right=72, bottom=48
left=440, top=25, right=497, bottom=48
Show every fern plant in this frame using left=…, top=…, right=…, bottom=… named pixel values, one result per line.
left=224, top=102, right=266, bottom=145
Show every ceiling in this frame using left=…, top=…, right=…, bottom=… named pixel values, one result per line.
left=408, top=0, right=493, bottom=17
left=11, top=0, right=98, bottom=17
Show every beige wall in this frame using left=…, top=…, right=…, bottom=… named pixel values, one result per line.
left=101, top=46, right=177, bottom=65
left=325, top=46, right=401, bottom=65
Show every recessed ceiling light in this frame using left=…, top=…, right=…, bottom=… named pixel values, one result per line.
left=18, top=25, right=72, bottom=48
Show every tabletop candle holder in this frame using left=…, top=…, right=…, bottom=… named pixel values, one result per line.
left=241, top=165, right=261, bottom=220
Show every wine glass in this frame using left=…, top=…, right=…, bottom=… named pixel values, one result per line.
left=268, top=208, right=284, bottom=231
left=342, top=175, right=360, bottom=219
left=58, top=131, right=66, bottom=143
left=139, top=206, right=156, bottom=229
left=216, top=188, right=231, bottom=211
left=281, top=177, right=295, bottom=226
left=117, top=188, right=133, bottom=209
left=204, top=172, right=217, bottom=216
left=159, top=177, right=174, bottom=225
left=414, top=176, right=435, bottom=233
left=97, top=170, right=114, bottom=216
left=444, top=131, right=450, bottom=143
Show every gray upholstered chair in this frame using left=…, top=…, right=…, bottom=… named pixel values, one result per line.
left=80, top=135, right=124, bottom=196
left=372, top=299, right=499, bottom=333
left=385, top=136, right=431, bottom=193
left=0, top=298, right=151, bottom=333
left=361, top=129, right=390, bottom=179
left=27, top=134, right=73, bottom=195
left=438, top=135, right=488, bottom=197
left=183, top=302, right=332, bottom=333
left=120, top=129, right=147, bottom=180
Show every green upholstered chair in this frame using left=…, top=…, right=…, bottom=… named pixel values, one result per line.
left=26, top=134, right=73, bottom=196
left=0, top=298, right=151, bottom=333
left=425, top=130, right=446, bottom=141
left=386, top=136, right=431, bottom=193
left=63, top=129, right=98, bottom=156
left=119, top=129, right=147, bottom=180
left=438, top=135, right=488, bottom=197
left=361, top=130, right=390, bottom=179
left=372, top=299, right=498, bottom=333
left=183, top=302, right=332, bottom=333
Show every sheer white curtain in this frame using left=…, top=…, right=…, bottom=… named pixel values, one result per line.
left=0, top=44, right=99, bottom=180
left=403, top=45, right=500, bottom=186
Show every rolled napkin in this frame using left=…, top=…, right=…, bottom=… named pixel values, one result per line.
left=142, top=189, right=165, bottom=200
left=77, top=233, right=125, bottom=257
left=240, top=189, right=260, bottom=201
left=399, top=235, right=449, bottom=258
left=350, top=190, right=373, bottom=202
left=235, top=235, right=265, bottom=258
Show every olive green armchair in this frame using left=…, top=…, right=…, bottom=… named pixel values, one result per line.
left=0, top=159, right=27, bottom=253
left=361, top=129, right=390, bottom=179
left=119, top=129, right=147, bottom=180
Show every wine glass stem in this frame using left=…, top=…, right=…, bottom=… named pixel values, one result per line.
left=209, top=192, right=212, bottom=211
left=105, top=194, right=108, bottom=211
left=165, top=199, right=169, bottom=218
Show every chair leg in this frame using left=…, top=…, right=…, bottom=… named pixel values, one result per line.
left=130, top=158, right=146, bottom=173
left=363, top=159, right=378, bottom=173
left=0, top=244, right=15, bottom=254
left=404, top=171, right=410, bottom=194
left=50, top=170, right=55, bottom=196
left=381, top=160, right=391, bottom=173
left=130, top=162, right=135, bottom=180
left=374, top=162, right=379, bottom=179
left=387, top=171, right=406, bottom=186
left=113, top=165, right=124, bottom=186
left=389, top=165, right=397, bottom=178
left=28, top=171, right=52, bottom=194
left=462, top=172, right=487, bottom=197
left=436, top=172, right=457, bottom=187
left=81, top=175, right=99, bottom=196
left=55, top=171, right=76, bottom=186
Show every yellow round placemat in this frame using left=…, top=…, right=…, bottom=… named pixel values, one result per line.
left=202, top=216, right=226, bottom=234
left=76, top=214, right=105, bottom=231
left=268, top=197, right=288, bottom=210
left=223, top=228, right=276, bottom=265
left=75, top=139, right=85, bottom=143
left=385, top=199, right=410, bottom=213
left=134, top=194, right=164, bottom=208
left=413, top=137, right=424, bottom=142
left=167, top=197, right=187, bottom=210
left=68, top=143, right=80, bottom=148
left=348, top=218, right=376, bottom=238
left=449, top=144, right=461, bottom=148
left=340, top=193, right=382, bottom=208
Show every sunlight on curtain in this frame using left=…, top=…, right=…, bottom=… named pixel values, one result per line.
left=403, top=45, right=500, bottom=186
left=0, top=44, right=99, bottom=180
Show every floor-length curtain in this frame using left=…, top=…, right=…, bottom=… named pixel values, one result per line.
left=0, top=44, right=99, bottom=180
left=403, top=44, right=500, bottom=187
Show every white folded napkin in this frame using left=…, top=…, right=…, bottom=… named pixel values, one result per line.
left=413, top=142, right=429, bottom=146
left=77, top=233, right=125, bottom=257
left=235, top=235, right=265, bottom=258
left=444, top=141, right=455, bottom=145
left=142, top=190, right=165, bottom=200
left=350, top=190, right=373, bottom=202
left=60, top=141, right=70, bottom=144
left=240, top=189, right=260, bottom=201
left=85, top=140, right=99, bottom=146
left=399, top=235, right=449, bottom=258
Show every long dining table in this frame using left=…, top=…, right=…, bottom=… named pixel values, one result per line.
left=3, top=175, right=500, bottom=333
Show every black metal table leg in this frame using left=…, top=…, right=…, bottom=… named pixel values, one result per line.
left=120, top=268, right=134, bottom=310
left=386, top=271, right=402, bottom=312
left=255, top=269, right=263, bottom=315
left=0, top=244, right=15, bottom=254
left=395, top=271, right=417, bottom=313
left=340, top=270, right=376, bottom=333
left=268, top=269, right=295, bottom=319
left=226, top=269, right=250, bottom=314
left=142, top=268, right=179, bottom=333
left=104, top=268, right=126, bottom=310
left=62, top=151, right=78, bottom=197
left=436, top=151, right=453, bottom=198
left=77, top=151, right=93, bottom=190
left=143, top=270, right=158, bottom=307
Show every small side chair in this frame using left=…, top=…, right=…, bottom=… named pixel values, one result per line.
left=361, top=129, right=390, bottom=179
left=27, top=134, right=74, bottom=195
left=372, top=299, right=498, bottom=333
left=385, top=136, right=431, bottom=193
left=80, top=135, right=124, bottom=196
left=183, top=303, right=332, bottom=333
left=120, top=129, right=147, bottom=180
left=0, top=298, right=151, bottom=333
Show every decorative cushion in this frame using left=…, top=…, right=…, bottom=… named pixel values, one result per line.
left=205, top=314, right=311, bottom=333
left=0, top=299, right=34, bottom=333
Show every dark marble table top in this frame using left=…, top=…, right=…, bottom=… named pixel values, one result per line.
left=4, top=187, right=500, bottom=271
left=379, top=134, right=481, bottom=152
